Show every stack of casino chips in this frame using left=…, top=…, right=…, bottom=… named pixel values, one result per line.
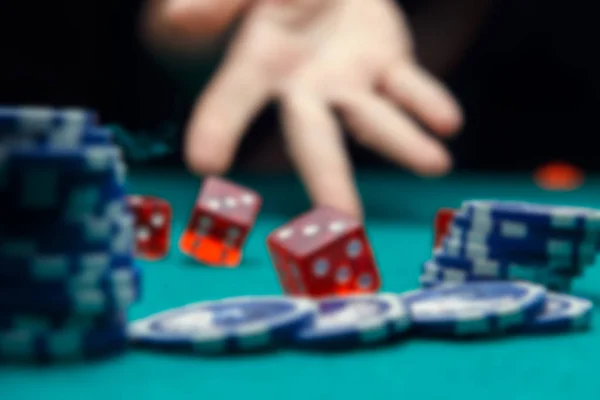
left=421, top=200, right=600, bottom=292
left=0, top=106, right=140, bottom=363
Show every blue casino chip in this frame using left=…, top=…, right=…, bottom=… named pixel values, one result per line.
left=517, top=292, right=593, bottom=333
left=451, top=212, right=600, bottom=246
left=128, top=296, right=317, bottom=353
left=0, top=200, right=135, bottom=283
left=0, top=251, right=134, bottom=283
left=0, top=265, right=140, bottom=292
left=462, top=200, right=600, bottom=233
left=447, top=224, right=597, bottom=261
left=0, top=322, right=128, bottom=363
left=0, top=311, right=126, bottom=332
left=0, top=186, right=129, bottom=256
left=0, top=274, right=140, bottom=315
left=403, top=281, right=548, bottom=336
left=1, top=211, right=124, bottom=256
left=292, top=294, right=410, bottom=349
left=421, top=258, right=549, bottom=285
left=0, top=106, right=102, bottom=150
left=433, top=251, right=582, bottom=276
left=0, top=201, right=134, bottom=268
left=0, top=146, right=124, bottom=173
left=1, top=157, right=127, bottom=223
left=441, top=236, right=596, bottom=267
left=0, top=106, right=97, bottom=131
left=2, top=126, right=112, bottom=151
left=419, top=260, right=573, bottom=292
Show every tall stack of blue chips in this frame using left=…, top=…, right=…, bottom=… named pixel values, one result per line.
left=421, top=200, right=600, bottom=292
left=0, top=106, right=140, bottom=363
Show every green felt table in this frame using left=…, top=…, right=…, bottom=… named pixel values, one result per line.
left=2, top=169, right=600, bottom=400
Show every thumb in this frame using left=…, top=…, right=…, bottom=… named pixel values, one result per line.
left=141, top=0, right=252, bottom=54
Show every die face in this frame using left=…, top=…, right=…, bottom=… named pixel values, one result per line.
left=267, top=207, right=380, bottom=298
left=267, top=207, right=361, bottom=257
left=197, top=177, right=261, bottom=227
left=127, top=195, right=172, bottom=260
left=300, top=229, right=380, bottom=297
left=434, top=208, right=456, bottom=250
left=268, top=247, right=306, bottom=296
left=180, top=207, right=250, bottom=266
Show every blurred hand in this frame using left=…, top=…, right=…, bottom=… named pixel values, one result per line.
left=143, top=0, right=463, bottom=218
left=141, top=0, right=251, bottom=54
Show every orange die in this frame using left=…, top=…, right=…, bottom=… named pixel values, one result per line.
left=179, top=177, right=262, bottom=267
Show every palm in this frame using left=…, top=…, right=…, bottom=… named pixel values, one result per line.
left=184, top=0, right=462, bottom=217
left=232, top=0, right=409, bottom=94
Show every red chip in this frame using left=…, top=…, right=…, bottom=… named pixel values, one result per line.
left=534, top=161, right=584, bottom=191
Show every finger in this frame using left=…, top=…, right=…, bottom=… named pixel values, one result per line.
left=258, top=0, right=334, bottom=25
left=165, top=0, right=251, bottom=36
left=281, top=91, right=362, bottom=219
left=380, top=62, right=463, bottom=136
left=184, top=51, right=271, bottom=174
left=142, top=0, right=251, bottom=53
left=336, top=92, right=452, bottom=176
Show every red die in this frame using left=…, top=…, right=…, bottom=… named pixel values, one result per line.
left=179, top=177, right=262, bottom=267
left=433, top=208, right=456, bottom=250
left=127, top=195, right=172, bottom=260
left=267, top=206, right=381, bottom=298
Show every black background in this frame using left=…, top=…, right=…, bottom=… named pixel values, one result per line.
left=0, top=0, right=598, bottom=171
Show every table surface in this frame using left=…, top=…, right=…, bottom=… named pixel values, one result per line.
left=2, top=169, right=600, bottom=400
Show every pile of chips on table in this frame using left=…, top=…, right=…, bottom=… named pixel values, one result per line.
left=421, top=200, right=600, bottom=292
left=0, top=106, right=139, bottom=363
left=127, top=283, right=593, bottom=354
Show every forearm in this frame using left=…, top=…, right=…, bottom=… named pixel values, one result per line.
left=407, top=0, right=494, bottom=76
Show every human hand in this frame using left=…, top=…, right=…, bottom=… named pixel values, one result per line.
left=143, top=0, right=463, bottom=218
left=141, top=0, right=251, bottom=54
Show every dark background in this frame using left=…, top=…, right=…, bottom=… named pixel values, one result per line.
left=0, top=0, right=598, bottom=171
